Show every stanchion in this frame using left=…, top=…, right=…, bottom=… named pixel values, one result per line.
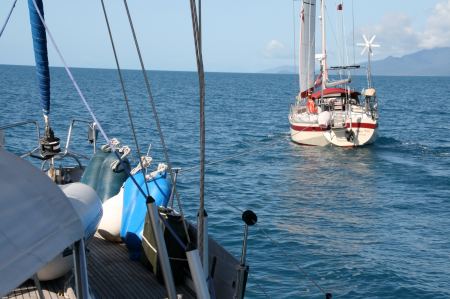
left=234, top=210, right=257, bottom=299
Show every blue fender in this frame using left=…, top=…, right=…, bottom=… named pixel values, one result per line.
left=120, top=170, right=172, bottom=259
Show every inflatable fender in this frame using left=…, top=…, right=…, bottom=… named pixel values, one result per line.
left=97, top=187, right=124, bottom=242
left=120, top=171, right=172, bottom=260
left=37, top=183, right=102, bottom=281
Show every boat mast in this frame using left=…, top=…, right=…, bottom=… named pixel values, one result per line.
left=367, top=48, right=372, bottom=88
left=320, top=0, right=328, bottom=90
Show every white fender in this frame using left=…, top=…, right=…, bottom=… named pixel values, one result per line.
left=37, top=183, right=102, bottom=281
left=97, top=187, right=124, bottom=242
left=318, top=111, right=331, bottom=128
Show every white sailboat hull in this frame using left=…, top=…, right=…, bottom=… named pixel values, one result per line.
left=289, top=105, right=378, bottom=147
left=324, top=109, right=378, bottom=147
left=324, top=124, right=378, bottom=147
left=289, top=122, right=329, bottom=146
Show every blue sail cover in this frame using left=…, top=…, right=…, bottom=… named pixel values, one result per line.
left=28, top=0, right=50, bottom=115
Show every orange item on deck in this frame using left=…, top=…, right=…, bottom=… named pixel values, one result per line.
left=307, top=98, right=318, bottom=114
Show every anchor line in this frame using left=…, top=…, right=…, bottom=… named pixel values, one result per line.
left=179, top=124, right=314, bottom=174
left=253, top=280, right=272, bottom=299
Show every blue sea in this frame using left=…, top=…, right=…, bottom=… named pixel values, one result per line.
left=1, top=64, right=450, bottom=298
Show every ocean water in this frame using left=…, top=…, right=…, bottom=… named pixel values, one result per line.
left=1, top=64, right=450, bottom=298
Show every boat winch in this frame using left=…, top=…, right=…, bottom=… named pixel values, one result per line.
left=39, top=125, right=60, bottom=159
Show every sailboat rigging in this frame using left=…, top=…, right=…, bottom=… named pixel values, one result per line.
left=289, top=0, right=379, bottom=147
left=1, top=1, right=253, bottom=298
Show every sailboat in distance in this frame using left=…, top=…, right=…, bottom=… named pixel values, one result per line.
left=289, top=0, right=379, bottom=147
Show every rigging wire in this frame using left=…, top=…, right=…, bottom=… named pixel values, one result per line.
left=188, top=0, right=206, bottom=260
left=324, top=3, right=340, bottom=70
left=28, top=0, right=149, bottom=200
left=0, top=0, right=18, bottom=39
left=198, top=0, right=202, bottom=51
left=29, top=0, right=189, bottom=252
left=306, top=0, right=314, bottom=92
left=121, top=0, right=192, bottom=244
left=341, top=1, right=351, bottom=79
left=351, top=0, right=356, bottom=65
left=99, top=0, right=150, bottom=197
left=292, top=0, right=298, bottom=89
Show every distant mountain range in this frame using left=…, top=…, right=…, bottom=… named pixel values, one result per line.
left=261, top=47, right=450, bottom=76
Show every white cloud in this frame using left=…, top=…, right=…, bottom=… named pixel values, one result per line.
left=358, top=0, right=450, bottom=58
left=359, top=13, right=420, bottom=57
left=263, top=39, right=289, bottom=59
left=420, top=0, right=450, bottom=48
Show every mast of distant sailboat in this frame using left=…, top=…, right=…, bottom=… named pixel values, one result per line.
left=320, top=0, right=328, bottom=90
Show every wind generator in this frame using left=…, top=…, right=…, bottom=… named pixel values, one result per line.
left=357, top=35, right=380, bottom=88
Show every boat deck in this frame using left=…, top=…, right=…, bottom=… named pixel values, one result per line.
left=3, top=234, right=195, bottom=299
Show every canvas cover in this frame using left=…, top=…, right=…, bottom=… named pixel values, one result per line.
left=0, top=148, right=84, bottom=296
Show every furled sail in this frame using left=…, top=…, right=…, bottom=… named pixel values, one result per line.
left=27, top=0, right=50, bottom=115
left=299, top=0, right=316, bottom=97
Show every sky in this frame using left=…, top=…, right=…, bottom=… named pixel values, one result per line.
left=0, top=0, right=449, bottom=73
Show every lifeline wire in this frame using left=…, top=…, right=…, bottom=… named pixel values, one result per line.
left=0, top=0, right=18, bottom=38
left=122, top=0, right=191, bottom=244
left=99, top=0, right=150, bottom=197
left=30, top=0, right=187, bottom=251
left=188, top=0, right=206, bottom=262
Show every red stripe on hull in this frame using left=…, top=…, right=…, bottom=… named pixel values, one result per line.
left=292, top=123, right=377, bottom=131
left=345, top=123, right=378, bottom=129
left=290, top=125, right=325, bottom=132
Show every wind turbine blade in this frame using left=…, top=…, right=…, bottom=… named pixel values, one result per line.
left=356, top=43, right=366, bottom=47
left=361, top=47, right=367, bottom=56
left=372, top=44, right=380, bottom=48
left=369, top=35, right=376, bottom=44
left=363, top=34, right=369, bottom=44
